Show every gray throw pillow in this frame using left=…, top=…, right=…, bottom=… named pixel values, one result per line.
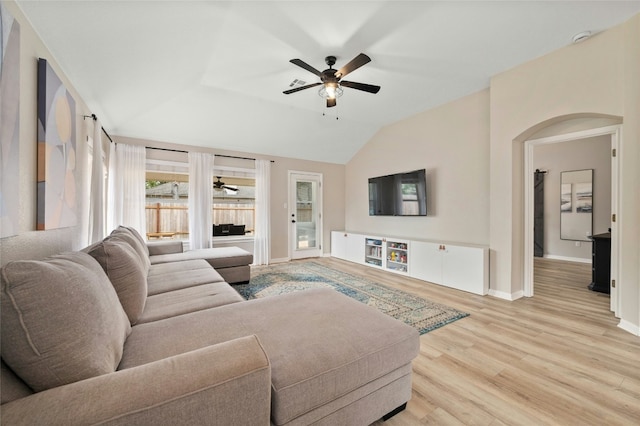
left=118, top=226, right=150, bottom=257
left=87, top=238, right=148, bottom=324
left=0, top=252, right=131, bottom=392
left=111, top=227, right=151, bottom=273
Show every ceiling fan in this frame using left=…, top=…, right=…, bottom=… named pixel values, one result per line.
left=213, top=176, right=238, bottom=192
left=283, top=53, right=380, bottom=108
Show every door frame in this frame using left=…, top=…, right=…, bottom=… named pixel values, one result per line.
left=523, top=125, right=620, bottom=316
left=288, top=171, right=323, bottom=260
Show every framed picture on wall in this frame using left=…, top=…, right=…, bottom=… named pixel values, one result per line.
left=575, top=182, right=593, bottom=213
left=37, top=58, right=78, bottom=230
left=560, top=183, right=572, bottom=213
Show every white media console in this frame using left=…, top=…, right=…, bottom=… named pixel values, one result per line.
left=331, top=231, right=489, bottom=295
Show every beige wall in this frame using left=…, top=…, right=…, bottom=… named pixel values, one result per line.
left=533, top=135, right=611, bottom=260
left=0, top=1, right=93, bottom=266
left=489, top=14, right=639, bottom=331
left=117, top=136, right=345, bottom=262
left=345, top=89, right=490, bottom=245
left=621, top=14, right=640, bottom=332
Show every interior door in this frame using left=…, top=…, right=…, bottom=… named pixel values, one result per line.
left=289, top=172, right=323, bottom=259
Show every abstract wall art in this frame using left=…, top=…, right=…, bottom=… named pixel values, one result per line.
left=37, top=58, right=78, bottom=230
left=560, top=183, right=571, bottom=213
left=575, top=182, right=593, bottom=213
left=0, top=4, right=21, bottom=238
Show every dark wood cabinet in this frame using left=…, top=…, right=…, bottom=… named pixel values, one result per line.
left=589, top=232, right=610, bottom=294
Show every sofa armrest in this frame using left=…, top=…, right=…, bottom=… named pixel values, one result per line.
left=1, top=335, right=271, bottom=426
left=146, top=240, right=184, bottom=256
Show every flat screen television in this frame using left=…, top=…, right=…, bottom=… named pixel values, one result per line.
left=368, top=169, right=427, bottom=216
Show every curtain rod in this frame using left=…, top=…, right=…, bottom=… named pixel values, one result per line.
left=83, top=114, right=113, bottom=143
left=145, top=146, right=274, bottom=163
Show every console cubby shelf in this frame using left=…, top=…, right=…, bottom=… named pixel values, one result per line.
left=331, top=231, right=489, bottom=295
left=364, top=238, right=383, bottom=266
left=385, top=239, right=409, bottom=273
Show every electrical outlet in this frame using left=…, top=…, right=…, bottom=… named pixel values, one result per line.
left=575, top=241, right=581, bottom=247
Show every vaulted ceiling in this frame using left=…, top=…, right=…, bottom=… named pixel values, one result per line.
left=17, top=1, right=640, bottom=164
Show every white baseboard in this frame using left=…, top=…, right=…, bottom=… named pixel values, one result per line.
left=488, top=289, right=524, bottom=301
left=269, top=257, right=290, bottom=264
left=543, top=254, right=591, bottom=264
left=618, top=319, right=640, bottom=336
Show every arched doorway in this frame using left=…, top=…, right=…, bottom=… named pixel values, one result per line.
left=519, top=115, right=622, bottom=317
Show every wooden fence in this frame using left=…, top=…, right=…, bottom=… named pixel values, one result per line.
left=145, top=203, right=255, bottom=238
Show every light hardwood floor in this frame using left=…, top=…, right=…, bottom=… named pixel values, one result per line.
left=308, top=257, right=640, bottom=426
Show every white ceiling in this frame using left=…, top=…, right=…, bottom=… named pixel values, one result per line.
left=17, top=1, right=640, bottom=164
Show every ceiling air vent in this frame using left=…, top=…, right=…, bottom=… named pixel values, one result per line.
left=289, top=79, right=306, bottom=87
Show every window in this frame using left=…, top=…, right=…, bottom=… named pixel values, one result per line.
left=212, top=176, right=255, bottom=236
left=145, top=172, right=190, bottom=241
left=145, top=159, right=256, bottom=241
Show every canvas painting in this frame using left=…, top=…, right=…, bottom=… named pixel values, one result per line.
left=560, top=183, right=572, bottom=213
left=575, top=182, right=593, bottom=213
left=37, top=58, right=78, bottom=230
left=0, top=4, right=21, bottom=238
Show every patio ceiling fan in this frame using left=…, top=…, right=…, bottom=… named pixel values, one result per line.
left=213, top=177, right=238, bottom=192
left=283, top=53, right=380, bottom=108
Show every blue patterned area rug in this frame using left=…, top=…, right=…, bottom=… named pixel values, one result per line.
left=237, top=261, right=469, bottom=335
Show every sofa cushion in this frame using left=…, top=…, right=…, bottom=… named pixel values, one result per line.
left=149, top=247, right=253, bottom=269
left=214, top=265, right=250, bottom=285
left=138, top=282, right=243, bottom=324
left=147, top=240, right=183, bottom=256
left=110, top=227, right=151, bottom=274
left=147, top=267, right=226, bottom=296
left=0, top=252, right=131, bottom=392
left=86, top=238, right=147, bottom=324
left=119, top=288, right=419, bottom=425
left=1, top=359, right=33, bottom=404
left=117, top=225, right=149, bottom=257
left=148, top=258, right=212, bottom=277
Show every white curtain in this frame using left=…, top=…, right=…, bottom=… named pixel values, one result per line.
left=253, top=159, right=271, bottom=265
left=88, top=119, right=106, bottom=243
left=188, top=152, right=214, bottom=250
left=107, top=143, right=146, bottom=236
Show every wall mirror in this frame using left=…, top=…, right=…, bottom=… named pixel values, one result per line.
left=560, top=169, right=593, bottom=241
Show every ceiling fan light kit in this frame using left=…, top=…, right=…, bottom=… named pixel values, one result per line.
left=318, top=83, right=343, bottom=100
left=283, top=53, right=380, bottom=108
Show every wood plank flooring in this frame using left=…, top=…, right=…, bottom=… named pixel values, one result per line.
left=307, top=257, right=640, bottom=426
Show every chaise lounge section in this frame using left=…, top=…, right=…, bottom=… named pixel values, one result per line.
left=147, top=240, right=254, bottom=284
left=1, top=226, right=420, bottom=425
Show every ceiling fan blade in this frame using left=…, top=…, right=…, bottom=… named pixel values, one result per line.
left=283, top=82, right=322, bottom=94
left=327, top=98, right=336, bottom=108
left=340, top=80, right=381, bottom=94
left=223, top=185, right=238, bottom=192
left=289, top=59, right=323, bottom=77
left=335, top=53, right=371, bottom=78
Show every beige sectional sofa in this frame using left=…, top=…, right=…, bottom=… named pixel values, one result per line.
left=1, top=226, right=420, bottom=425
